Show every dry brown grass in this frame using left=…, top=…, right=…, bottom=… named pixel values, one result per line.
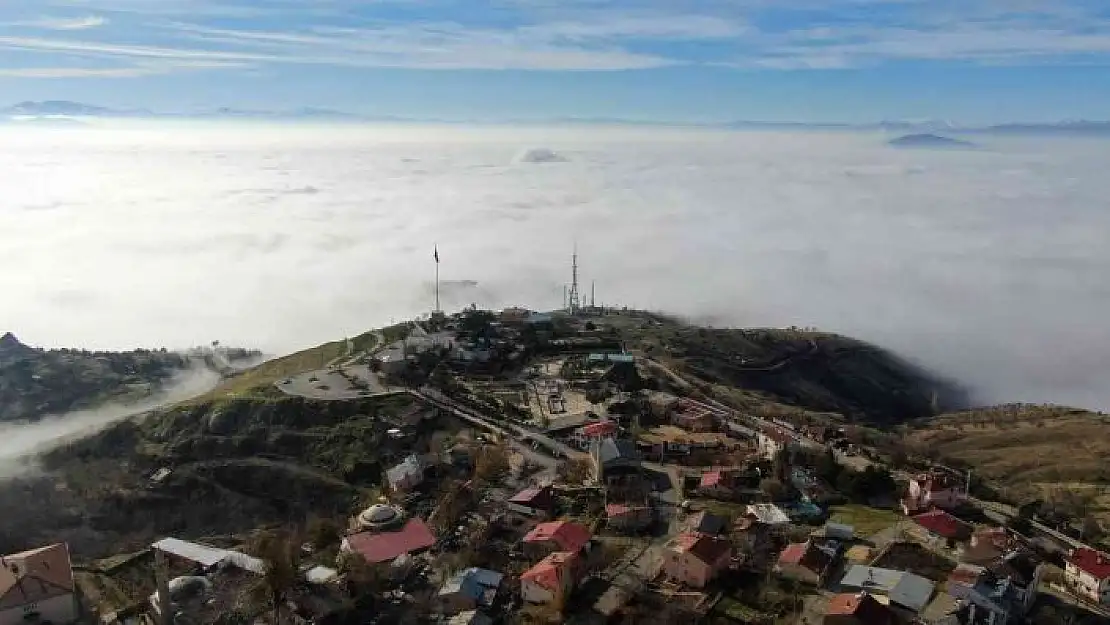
left=909, top=404, right=1110, bottom=525
left=182, top=339, right=347, bottom=404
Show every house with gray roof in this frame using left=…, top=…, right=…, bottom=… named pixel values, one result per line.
left=839, top=565, right=936, bottom=613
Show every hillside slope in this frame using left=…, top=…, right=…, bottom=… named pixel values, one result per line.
left=909, top=404, right=1110, bottom=533
left=0, top=392, right=434, bottom=557
left=623, top=319, right=966, bottom=424
left=0, top=333, right=192, bottom=422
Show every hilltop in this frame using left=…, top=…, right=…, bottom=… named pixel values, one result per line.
left=0, top=332, right=263, bottom=423
left=614, top=315, right=965, bottom=424
left=888, top=133, right=975, bottom=148
left=0, top=309, right=951, bottom=554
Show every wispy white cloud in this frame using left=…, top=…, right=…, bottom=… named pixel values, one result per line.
left=0, top=66, right=147, bottom=77
left=2, top=0, right=1110, bottom=75
left=0, top=23, right=679, bottom=71
left=10, top=15, right=109, bottom=30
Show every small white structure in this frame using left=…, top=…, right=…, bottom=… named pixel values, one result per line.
left=746, top=503, right=791, bottom=526
left=387, top=455, right=424, bottom=492
left=305, top=566, right=340, bottom=585
left=151, top=537, right=264, bottom=574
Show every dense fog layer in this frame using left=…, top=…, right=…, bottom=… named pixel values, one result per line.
left=2, top=123, right=1108, bottom=410
left=0, top=366, right=221, bottom=475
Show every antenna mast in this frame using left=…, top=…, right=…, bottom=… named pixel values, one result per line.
left=568, top=243, right=580, bottom=315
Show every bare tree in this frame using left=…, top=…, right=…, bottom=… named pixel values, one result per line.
left=248, top=529, right=303, bottom=624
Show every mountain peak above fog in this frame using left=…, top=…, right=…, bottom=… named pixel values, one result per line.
left=889, top=133, right=975, bottom=148
left=0, top=332, right=32, bottom=355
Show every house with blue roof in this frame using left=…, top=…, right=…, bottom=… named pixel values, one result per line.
left=437, top=568, right=504, bottom=614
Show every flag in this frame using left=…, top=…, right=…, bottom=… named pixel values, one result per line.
left=434, top=245, right=439, bottom=263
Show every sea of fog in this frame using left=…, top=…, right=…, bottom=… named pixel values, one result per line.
left=2, top=122, right=1109, bottom=411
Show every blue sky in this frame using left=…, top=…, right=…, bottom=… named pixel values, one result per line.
left=1, top=0, right=1109, bottom=123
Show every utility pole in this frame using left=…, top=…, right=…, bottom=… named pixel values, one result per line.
left=154, top=549, right=172, bottom=625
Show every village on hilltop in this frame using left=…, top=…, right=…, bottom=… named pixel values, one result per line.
left=5, top=254, right=1110, bottom=625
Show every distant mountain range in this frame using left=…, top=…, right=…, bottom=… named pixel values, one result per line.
left=3, top=101, right=1110, bottom=135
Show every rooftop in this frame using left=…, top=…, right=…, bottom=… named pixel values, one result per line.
left=0, top=543, right=74, bottom=611
left=523, top=520, right=592, bottom=552
left=1069, top=547, right=1110, bottom=579
left=521, top=551, right=578, bottom=591
left=449, top=611, right=493, bottom=625
left=438, top=567, right=504, bottom=604
left=581, top=420, right=618, bottom=438
left=912, top=509, right=972, bottom=540
left=700, top=471, right=724, bottom=488
left=345, top=518, right=437, bottom=564
left=606, top=503, right=649, bottom=518
left=508, top=486, right=554, bottom=508
left=839, top=565, right=936, bottom=612
left=778, top=541, right=833, bottom=573
left=746, top=503, right=791, bottom=525
left=686, top=510, right=729, bottom=536
left=597, top=438, right=641, bottom=465
left=826, top=592, right=896, bottom=625
left=671, top=533, right=732, bottom=565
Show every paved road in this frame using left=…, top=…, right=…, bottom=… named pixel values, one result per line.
left=276, top=364, right=393, bottom=400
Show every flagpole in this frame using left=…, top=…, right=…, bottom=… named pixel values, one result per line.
left=434, top=244, right=440, bottom=314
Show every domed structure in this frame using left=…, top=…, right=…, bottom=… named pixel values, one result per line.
left=357, top=503, right=404, bottom=531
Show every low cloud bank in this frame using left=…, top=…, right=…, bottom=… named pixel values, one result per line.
left=0, top=366, right=221, bottom=478
left=1, top=124, right=1109, bottom=410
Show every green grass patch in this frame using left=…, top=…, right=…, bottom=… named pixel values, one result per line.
left=827, top=504, right=902, bottom=537
left=716, top=596, right=774, bottom=624
left=692, top=498, right=750, bottom=519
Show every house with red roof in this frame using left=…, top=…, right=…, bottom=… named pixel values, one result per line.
left=605, top=503, right=652, bottom=533
left=569, top=420, right=618, bottom=450
left=506, top=486, right=555, bottom=519
left=662, top=533, right=733, bottom=588
left=341, top=518, right=437, bottom=564
left=522, top=521, right=592, bottom=559
left=902, top=471, right=964, bottom=514
left=520, top=551, right=581, bottom=606
left=776, top=541, right=834, bottom=585
left=698, top=469, right=735, bottom=499
left=0, top=543, right=77, bottom=625
left=824, top=592, right=896, bottom=625
left=1065, top=547, right=1110, bottom=605
left=910, top=509, right=972, bottom=547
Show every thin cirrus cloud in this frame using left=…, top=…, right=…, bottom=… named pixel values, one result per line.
left=11, top=15, right=108, bottom=30
left=0, top=0, right=1108, bottom=76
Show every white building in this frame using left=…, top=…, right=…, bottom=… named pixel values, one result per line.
left=755, top=427, right=796, bottom=461
left=1065, top=547, right=1110, bottom=605
left=0, top=543, right=78, bottom=625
